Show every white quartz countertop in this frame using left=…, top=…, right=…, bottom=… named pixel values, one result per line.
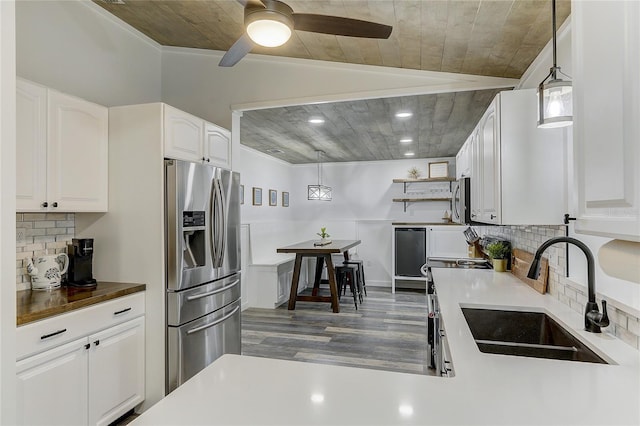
left=133, top=269, right=640, bottom=425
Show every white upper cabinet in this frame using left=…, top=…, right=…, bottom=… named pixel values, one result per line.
left=204, top=122, right=231, bottom=169
left=466, top=89, right=566, bottom=225
left=163, top=105, right=204, bottom=162
left=455, top=135, right=472, bottom=179
left=16, top=79, right=47, bottom=210
left=478, top=100, right=501, bottom=224
left=572, top=1, right=640, bottom=241
left=16, top=79, right=108, bottom=212
left=163, top=105, right=232, bottom=169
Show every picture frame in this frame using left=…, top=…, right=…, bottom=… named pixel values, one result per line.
left=428, top=161, right=449, bottom=179
left=252, top=187, right=262, bottom=206
left=269, top=189, right=277, bottom=206
left=282, top=191, right=289, bottom=207
left=240, top=184, right=244, bottom=205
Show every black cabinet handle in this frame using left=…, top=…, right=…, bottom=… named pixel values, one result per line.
left=94, top=340, right=100, bottom=346
left=52, top=202, right=58, bottom=208
left=84, top=343, right=90, bottom=350
left=491, top=214, right=496, bottom=219
left=202, top=157, right=206, bottom=162
left=40, top=329, right=67, bottom=340
left=114, top=307, right=132, bottom=315
left=206, top=158, right=210, bottom=162
left=41, top=202, right=48, bottom=208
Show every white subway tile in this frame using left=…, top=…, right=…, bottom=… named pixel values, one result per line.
left=23, top=213, right=47, bottom=221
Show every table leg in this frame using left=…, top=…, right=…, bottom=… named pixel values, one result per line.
left=324, top=254, right=340, bottom=313
left=287, top=254, right=303, bottom=310
left=312, top=256, right=325, bottom=296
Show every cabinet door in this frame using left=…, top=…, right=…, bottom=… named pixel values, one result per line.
left=478, top=99, right=501, bottom=224
left=164, top=105, right=204, bottom=162
left=16, top=79, right=48, bottom=211
left=455, top=136, right=472, bottom=179
left=573, top=1, right=640, bottom=241
left=470, top=128, right=482, bottom=221
left=204, top=122, right=231, bottom=169
left=47, top=90, right=108, bottom=212
left=88, top=317, right=145, bottom=426
left=16, top=337, right=88, bottom=426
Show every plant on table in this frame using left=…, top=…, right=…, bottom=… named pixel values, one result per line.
left=317, top=227, right=330, bottom=240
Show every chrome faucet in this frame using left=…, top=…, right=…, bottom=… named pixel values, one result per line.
left=527, top=236, right=610, bottom=333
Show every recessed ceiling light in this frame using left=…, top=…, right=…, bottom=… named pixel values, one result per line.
left=400, top=138, right=413, bottom=143
left=308, top=118, right=325, bottom=124
left=395, top=111, right=413, bottom=118
left=404, top=152, right=415, bottom=157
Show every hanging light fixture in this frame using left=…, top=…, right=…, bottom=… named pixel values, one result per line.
left=537, top=0, right=572, bottom=128
left=308, top=150, right=332, bottom=201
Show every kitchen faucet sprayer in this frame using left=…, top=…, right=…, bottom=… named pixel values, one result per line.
left=527, top=237, right=609, bottom=333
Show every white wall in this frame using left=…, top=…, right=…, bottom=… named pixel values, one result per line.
left=239, top=145, right=295, bottom=223
left=0, top=1, right=16, bottom=423
left=16, top=0, right=162, bottom=106
left=162, top=47, right=518, bottom=131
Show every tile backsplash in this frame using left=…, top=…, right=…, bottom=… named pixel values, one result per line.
left=16, top=213, right=75, bottom=291
left=476, top=225, right=640, bottom=351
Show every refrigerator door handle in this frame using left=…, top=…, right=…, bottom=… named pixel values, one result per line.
left=216, top=177, right=226, bottom=267
left=185, top=279, right=240, bottom=301
left=209, top=178, right=218, bottom=267
left=186, top=306, right=240, bottom=335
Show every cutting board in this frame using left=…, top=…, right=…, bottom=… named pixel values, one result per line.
left=511, top=248, right=548, bottom=294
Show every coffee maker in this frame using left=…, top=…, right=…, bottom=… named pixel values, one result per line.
left=67, top=238, right=97, bottom=287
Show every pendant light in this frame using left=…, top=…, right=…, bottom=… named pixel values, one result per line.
left=537, top=0, right=572, bottom=128
left=308, top=150, right=332, bottom=201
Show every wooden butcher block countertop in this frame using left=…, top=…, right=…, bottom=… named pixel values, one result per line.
left=17, top=282, right=146, bottom=326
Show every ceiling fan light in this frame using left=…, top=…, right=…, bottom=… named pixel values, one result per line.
left=246, top=18, right=292, bottom=47
left=538, top=79, right=573, bottom=128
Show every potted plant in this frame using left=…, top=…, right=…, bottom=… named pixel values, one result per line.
left=486, top=241, right=510, bottom=272
left=317, top=227, right=331, bottom=244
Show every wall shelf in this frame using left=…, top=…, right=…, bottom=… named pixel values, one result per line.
left=392, top=178, right=455, bottom=212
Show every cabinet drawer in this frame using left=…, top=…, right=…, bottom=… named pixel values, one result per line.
left=17, top=292, right=145, bottom=360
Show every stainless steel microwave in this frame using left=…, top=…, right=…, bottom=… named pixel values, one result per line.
left=452, top=177, right=472, bottom=224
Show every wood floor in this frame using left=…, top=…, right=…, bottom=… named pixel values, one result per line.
left=241, top=287, right=433, bottom=376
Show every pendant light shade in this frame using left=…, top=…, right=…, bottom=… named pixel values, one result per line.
left=308, top=151, right=332, bottom=201
left=537, top=0, right=572, bottom=128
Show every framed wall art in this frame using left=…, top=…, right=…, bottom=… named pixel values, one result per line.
left=252, top=187, right=262, bottom=206
left=282, top=191, right=289, bottom=207
left=428, top=161, right=449, bottom=179
left=269, top=189, right=277, bottom=206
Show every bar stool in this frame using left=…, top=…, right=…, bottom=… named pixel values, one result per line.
left=335, top=265, right=358, bottom=309
left=343, top=259, right=367, bottom=300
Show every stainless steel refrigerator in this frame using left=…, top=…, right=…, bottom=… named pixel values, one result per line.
left=165, top=159, right=241, bottom=393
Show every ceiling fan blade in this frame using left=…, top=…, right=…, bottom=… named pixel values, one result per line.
left=235, top=0, right=266, bottom=8
left=218, top=34, right=255, bottom=67
left=292, top=14, right=392, bottom=39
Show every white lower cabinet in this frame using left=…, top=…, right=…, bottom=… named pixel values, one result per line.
left=16, top=337, right=89, bottom=426
left=88, top=317, right=145, bottom=426
left=16, top=294, right=145, bottom=426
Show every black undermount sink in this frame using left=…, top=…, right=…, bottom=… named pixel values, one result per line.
left=461, top=308, right=608, bottom=364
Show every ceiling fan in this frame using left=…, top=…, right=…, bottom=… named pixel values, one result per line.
left=219, top=0, right=393, bottom=67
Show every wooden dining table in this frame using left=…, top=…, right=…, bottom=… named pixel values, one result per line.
left=276, top=239, right=361, bottom=313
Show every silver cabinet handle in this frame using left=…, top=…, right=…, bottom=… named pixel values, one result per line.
left=186, top=306, right=240, bottom=335
left=186, top=279, right=239, bottom=301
